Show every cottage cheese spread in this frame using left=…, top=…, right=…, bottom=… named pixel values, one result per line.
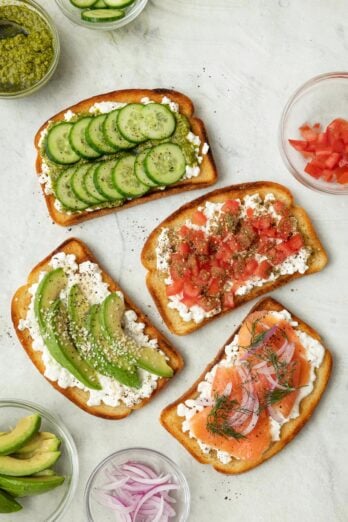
left=176, top=310, right=325, bottom=463
left=18, top=252, right=161, bottom=408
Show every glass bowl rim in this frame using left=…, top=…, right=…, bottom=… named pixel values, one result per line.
left=84, top=447, right=191, bottom=522
left=0, top=398, right=79, bottom=521
left=279, top=71, right=348, bottom=195
left=0, top=0, right=60, bottom=99
left=55, top=0, right=148, bottom=31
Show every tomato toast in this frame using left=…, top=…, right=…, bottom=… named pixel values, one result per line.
left=160, top=297, right=332, bottom=474
left=35, top=89, right=217, bottom=226
left=141, top=182, right=328, bottom=335
left=12, top=239, right=183, bottom=419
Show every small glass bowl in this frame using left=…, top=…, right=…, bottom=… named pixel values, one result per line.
left=0, top=399, right=79, bottom=521
left=0, top=0, right=60, bottom=99
left=85, top=447, right=190, bottom=522
left=279, top=71, right=348, bottom=195
left=56, top=0, right=148, bottom=31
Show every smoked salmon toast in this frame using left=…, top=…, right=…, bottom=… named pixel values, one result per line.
left=161, top=297, right=332, bottom=474
left=141, top=182, right=328, bottom=335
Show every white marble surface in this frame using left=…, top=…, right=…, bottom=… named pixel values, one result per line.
left=0, top=0, right=347, bottom=520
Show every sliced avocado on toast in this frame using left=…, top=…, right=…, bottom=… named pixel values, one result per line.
left=101, top=293, right=173, bottom=378
left=0, top=414, right=41, bottom=456
left=68, top=285, right=141, bottom=388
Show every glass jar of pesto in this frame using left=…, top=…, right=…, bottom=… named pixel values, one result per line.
left=0, top=0, right=60, bottom=98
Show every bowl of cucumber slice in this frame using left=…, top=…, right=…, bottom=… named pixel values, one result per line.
left=0, top=399, right=78, bottom=521
left=56, top=0, right=148, bottom=30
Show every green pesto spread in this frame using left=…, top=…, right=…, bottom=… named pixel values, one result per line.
left=0, top=5, right=54, bottom=92
left=41, top=108, right=200, bottom=213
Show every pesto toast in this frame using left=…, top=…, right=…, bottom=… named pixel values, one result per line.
left=141, top=182, right=328, bottom=335
left=35, top=89, right=217, bottom=226
left=11, top=239, right=183, bottom=419
left=160, top=297, right=332, bottom=474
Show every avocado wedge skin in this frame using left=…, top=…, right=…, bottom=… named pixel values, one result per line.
left=101, top=293, right=173, bottom=378
left=0, top=451, right=61, bottom=477
left=0, top=414, right=41, bottom=456
left=0, top=489, right=22, bottom=513
left=0, top=474, right=65, bottom=497
left=46, top=300, right=102, bottom=391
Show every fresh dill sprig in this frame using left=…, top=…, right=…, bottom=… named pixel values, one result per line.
left=206, top=394, right=246, bottom=440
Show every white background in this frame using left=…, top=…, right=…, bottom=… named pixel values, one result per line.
left=0, top=1, right=347, bottom=520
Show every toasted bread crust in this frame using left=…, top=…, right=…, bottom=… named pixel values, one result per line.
left=11, top=238, right=184, bottom=419
left=141, top=182, right=328, bottom=335
left=35, top=89, right=217, bottom=226
left=160, top=297, right=332, bottom=473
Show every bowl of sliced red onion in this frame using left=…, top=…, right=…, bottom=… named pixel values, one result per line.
left=84, top=448, right=190, bottom=522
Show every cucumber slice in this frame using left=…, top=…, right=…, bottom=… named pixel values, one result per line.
left=86, top=114, right=117, bottom=155
left=104, top=0, right=134, bottom=6
left=117, top=104, right=146, bottom=143
left=55, top=167, right=89, bottom=211
left=46, top=123, right=80, bottom=165
left=112, top=155, right=149, bottom=198
left=70, top=0, right=96, bottom=7
left=141, top=103, right=176, bottom=140
left=83, top=164, right=108, bottom=202
left=145, top=143, right=186, bottom=185
left=71, top=164, right=100, bottom=205
left=94, top=160, right=124, bottom=201
left=69, top=118, right=101, bottom=160
left=134, top=149, right=158, bottom=187
left=81, top=8, right=125, bottom=22
left=103, top=109, right=135, bottom=150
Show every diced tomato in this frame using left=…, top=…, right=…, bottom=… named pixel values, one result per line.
left=332, top=139, right=345, bottom=153
left=338, top=170, right=348, bottom=184
left=244, top=258, right=258, bottom=276
left=325, top=152, right=340, bottom=170
left=299, top=124, right=318, bottom=141
left=253, top=215, right=272, bottom=231
left=273, top=200, right=286, bottom=215
left=288, top=139, right=308, bottom=151
left=287, top=233, right=304, bottom=252
left=233, top=258, right=246, bottom=280
left=187, top=254, right=199, bottom=276
left=315, top=146, right=332, bottom=158
left=223, top=291, right=235, bottom=309
left=225, top=236, right=239, bottom=252
left=216, top=244, right=233, bottom=263
left=268, top=247, right=287, bottom=265
left=222, top=199, right=240, bottom=214
left=208, top=277, right=222, bottom=296
left=304, top=162, right=322, bottom=178
left=341, top=129, right=348, bottom=144
left=179, top=225, right=190, bottom=238
left=166, top=279, right=184, bottom=296
left=181, top=295, right=197, bottom=307
left=196, top=269, right=210, bottom=285
left=178, top=242, right=190, bottom=257
left=317, top=132, right=328, bottom=146
left=246, top=207, right=254, bottom=218
left=256, top=260, right=272, bottom=279
left=183, top=281, right=200, bottom=298
left=321, top=169, right=335, bottom=182
left=277, top=217, right=293, bottom=239
left=197, top=295, right=220, bottom=312
left=192, top=210, right=207, bottom=226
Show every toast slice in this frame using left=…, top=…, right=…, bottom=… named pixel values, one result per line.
left=141, top=182, right=328, bottom=335
left=160, top=297, right=332, bottom=474
left=11, top=238, right=183, bottom=420
left=35, top=89, right=217, bottom=226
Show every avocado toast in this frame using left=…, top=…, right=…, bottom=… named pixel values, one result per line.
left=12, top=239, right=183, bottom=419
left=35, top=89, right=217, bottom=226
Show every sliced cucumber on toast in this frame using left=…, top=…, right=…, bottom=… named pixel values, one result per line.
left=94, top=160, right=124, bottom=201
left=103, top=109, right=135, bottom=150
left=71, top=164, right=100, bottom=205
left=83, top=164, right=109, bottom=202
left=55, top=167, right=89, bottom=211
left=69, top=117, right=101, bottom=160
left=113, top=155, right=149, bottom=198
left=145, top=143, right=186, bottom=185
left=86, top=114, right=118, bottom=155
left=46, top=123, right=80, bottom=165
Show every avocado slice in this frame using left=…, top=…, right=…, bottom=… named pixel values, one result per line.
left=0, top=414, right=41, bottom=456
left=0, top=474, right=65, bottom=497
left=68, top=285, right=140, bottom=387
left=35, top=270, right=101, bottom=390
left=0, top=452, right=60, bottom=476
left=100, top=293, right=173, bottom=378
left=14, top=437, right=61, bottom=459
left=14, top=432, right=57, bottom=456
left=0, top=489, right=22, bottom=513
left=46, top=300, right=101, bottom=390
left=33, top=469, right=55, bottom=477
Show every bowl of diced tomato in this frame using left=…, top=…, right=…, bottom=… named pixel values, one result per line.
left=280, top=71, right=348, bottom=194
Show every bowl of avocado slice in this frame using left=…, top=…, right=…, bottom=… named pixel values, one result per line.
left=0, top=399, right=78, bottom=521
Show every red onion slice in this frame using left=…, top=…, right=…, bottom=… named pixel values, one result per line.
left=264, top=372, right=294, bottom=391
left=241, top=394, right=260, bottom=436
left=268, top=405, right=285, bottom=424
left=240, top=325, right=278, bottom=360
